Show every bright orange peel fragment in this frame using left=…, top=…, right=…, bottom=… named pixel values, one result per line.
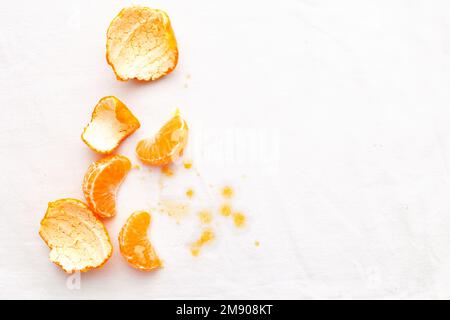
left=83, top=155, right=132, bottom=218
left=106, top=6, right=178, bottom=81
left=82, top=96, right=140, bottom=154
left=136, top=112, right=188, bottom=166
left=39, top=199, right=113, bottom=273
left=119, top=211, right=162, bottom=271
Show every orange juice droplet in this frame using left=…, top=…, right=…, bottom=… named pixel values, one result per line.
left=161, top=165, right=174, bottom=177
left=198, top=210, right=213, bottom=224
left=233, top=212, right=246, bottom=228
left=221, top=186, right=234, bottom=199
left=183, top=159, right=193, bottom=169
left=158, top=199, right=189, bottom=223
left=186, top=188, right=195, bottom=199
left=220, top=204, right=232, bottom=217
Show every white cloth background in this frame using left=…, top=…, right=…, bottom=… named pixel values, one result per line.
left=1, top=0, right=450, bottom=299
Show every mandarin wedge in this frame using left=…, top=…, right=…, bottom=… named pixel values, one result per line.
left=39, top=199, right=113, bottom=273
left=136, top=112, right=188, bottom=166
left=106, top=6, right=178, bottom=81
left=82, top=96, right=140, bottom=154
left=83, top=155, right=131, bottom=218
left=119, top=211, right=162, bottom=271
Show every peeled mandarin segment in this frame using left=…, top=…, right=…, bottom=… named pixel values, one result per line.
left=39, top=199, right=113, bottom=273
left=106, top=6, right=178, bottom=81
left=119, top=211, right=162, bottom=271
left=136, top=114, right=188, bottom=166
left=81, top=96, right=140, bottom=154
left=82, top=155, right=132, bottom=218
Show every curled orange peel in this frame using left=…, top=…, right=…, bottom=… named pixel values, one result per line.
left=136, top=112, right=188, bottom=166
left=106, top=6, right=178, bottom=81
left=81, top=96, right=140, bottom=154
left=39, top=199, right=113, bottom=273
left=119, top=210, right=162, bottom=271
left=82, top=155, right=132, bottom=218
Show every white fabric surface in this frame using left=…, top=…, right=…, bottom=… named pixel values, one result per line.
left=1, top=0, right=450, bottom=299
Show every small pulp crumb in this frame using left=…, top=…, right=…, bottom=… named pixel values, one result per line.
left=221, top=186, right=234, bottom=199
left=132, top=164, right=141, bottom=170
left=191, top=228, right=215, bottom=257
left=191, top=247, right=200, bottom=256
left=198, top=229, right=214, bottom=243
left=220, top=204, right=232, bottom=217
left=254, top=241, right=260, bottom=247
left=233, top=212, right=246, bottom=228
left=186, top=188, right=195, bottom=199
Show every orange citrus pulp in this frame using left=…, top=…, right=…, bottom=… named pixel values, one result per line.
left=119, top=211, right=162, bottom=271
left=136, top=112, right=188, bottom=166
left=82, top=155, right=131, bottom=218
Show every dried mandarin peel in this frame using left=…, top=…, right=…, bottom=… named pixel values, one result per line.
left=119, top=211, right=162, bottom=271
left=106, top=6, right=178, bottom=81
left=81, top=96, right=140, bottom=154
left=136, top=112, right=188, bottom=166
left=82, top=155, right=132, bottom=218
left=39, top=199, right=113, bottom=273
